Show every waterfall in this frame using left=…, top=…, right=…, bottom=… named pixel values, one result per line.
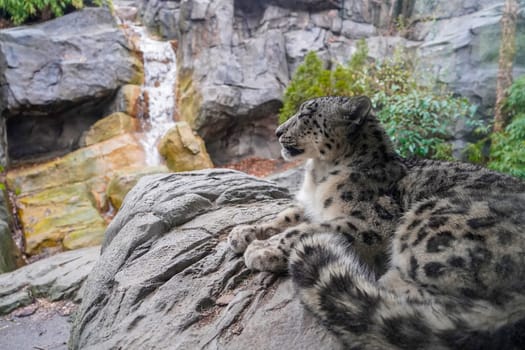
left=123, top=22, right=178, bottom=166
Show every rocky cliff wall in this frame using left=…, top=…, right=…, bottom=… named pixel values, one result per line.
left=139, top=0, right=525, bottom=164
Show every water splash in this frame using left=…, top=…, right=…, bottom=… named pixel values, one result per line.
left=127, top=24, right=178, bottom=166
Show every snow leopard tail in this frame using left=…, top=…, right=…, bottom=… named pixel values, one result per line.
left=289, top=234, right=525, bottom=350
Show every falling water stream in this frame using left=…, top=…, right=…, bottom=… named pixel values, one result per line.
left=123, top=21, right=178, bottom=166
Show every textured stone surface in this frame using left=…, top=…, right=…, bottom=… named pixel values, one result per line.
left=267, top=165, right=305, bottom=195
left=0, top=7, right=143, bottom=114
left=0, top=305, right=71, bottom=350
left=412, top=0, right=501, bottom=21
left=82, top=112, right=139, bottom=146
left=105, top=84, right=146, bottom=119
left=175, top=0, right=288, bottom=164
left=17, top=183, right=107, bottom=254
left=138, top=0, right=180, bottom=39
left=415, top=3, right=525, bottom=113
left=0, top=190, right=21, bottom=273
left=158, top=122, right=214, bottom=172
left=0, top=118, right=7, bottom=167
left=107, top=166, right=169, bottom=210
left=6, top=133, right=147, bottom=254
left=6, top=133, right=145, bottom=195
left=0, top=246, right=99, bottom=315
left=0, top=7, right=144, bottom=163
left=69, top=169, right=341, bottom=349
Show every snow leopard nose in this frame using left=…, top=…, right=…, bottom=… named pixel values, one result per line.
left=275, top=125, right=284, bottom=138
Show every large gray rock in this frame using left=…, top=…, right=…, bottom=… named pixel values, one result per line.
left=0, top=7, right=142, bottom=114
left=70, top=169, right=341, bottom=350
left=0, top=246, right=99, bottom=314
left=0, top=7, right=143, bottom=163
left=416, top=2, right=525, bottom=113
left=177, top=0, right=288, bottom=164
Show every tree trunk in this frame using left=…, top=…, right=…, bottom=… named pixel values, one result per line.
left=494, top=0, right=518, bottom=132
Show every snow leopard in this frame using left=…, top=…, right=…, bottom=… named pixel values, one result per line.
left=228, top=95, right=525, bottom=349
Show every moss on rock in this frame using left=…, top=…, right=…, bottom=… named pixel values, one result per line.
left=18, top=183, right=107, bottom=254
left=158, top=122, right=213, bottom=172
left=82, top=112, right=139, bottom=146
left=7, top=133, right=147, bottom=255
left=107, top=166, right=169, bottom=210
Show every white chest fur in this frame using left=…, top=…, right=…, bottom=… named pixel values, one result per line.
left=296, top=159, right=339, bottom=223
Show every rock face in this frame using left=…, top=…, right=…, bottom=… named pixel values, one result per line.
left=6, top=133, right=147, bottom=255
left=0, top=7, right=144, bottom=164
left=176, top=0, right=289, bottom=164
left=415, top=3, right=525, bottom=113
left=139, top=0, right=180, bottom=39
left=70, top=169, right=341, bottom=349
left=138, top=0, right=525, bottom=164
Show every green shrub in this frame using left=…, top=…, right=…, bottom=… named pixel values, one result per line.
left=279, top=42, right=479, bottom=159
left=504, top=75, right=525, bottom=116
left=279, top=40, right=374, bottom=124
left=487, top=113, right=525, bottom=178
left=0, top=0, right=106, bottom=25
left=467, top=76, right=525, bottom=178
left=373, top=91, right=475, bottom=158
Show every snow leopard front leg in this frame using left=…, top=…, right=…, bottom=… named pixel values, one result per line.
left=244, top=216, right=385, bottom=273
left=228, top=206, right=306, bottom=254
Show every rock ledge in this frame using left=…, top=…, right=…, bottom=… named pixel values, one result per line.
left=70, top=169, right=341, bottom=350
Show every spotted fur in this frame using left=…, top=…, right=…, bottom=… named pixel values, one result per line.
left=228, top=96, right=525, bottom=349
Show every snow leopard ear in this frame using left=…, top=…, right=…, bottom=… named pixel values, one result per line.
left=336, top=96, right=372, bottom=127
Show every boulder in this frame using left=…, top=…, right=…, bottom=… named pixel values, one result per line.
left=0, top=246, right=99, bottom=314
left=6, top=133, right=147, bottom=255
left=0, top=7, right=144, bottom=163
left=0, top=7, right=143, bottom=115
left=69, top=169, right=341, bottom=349
left=6, top=133, right=145, bottom=195
left=17, top=182, right=107, bottom=254
left=82, top=112, right=139, bottom=146
left=342, top=0, right=392, bottom=27
left=158, top=122, right=214, bottom=172
left=107, top=166, right=169, bottom=210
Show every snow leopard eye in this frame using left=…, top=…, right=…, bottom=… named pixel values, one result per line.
left=298, top=111, right=312, bottom=120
